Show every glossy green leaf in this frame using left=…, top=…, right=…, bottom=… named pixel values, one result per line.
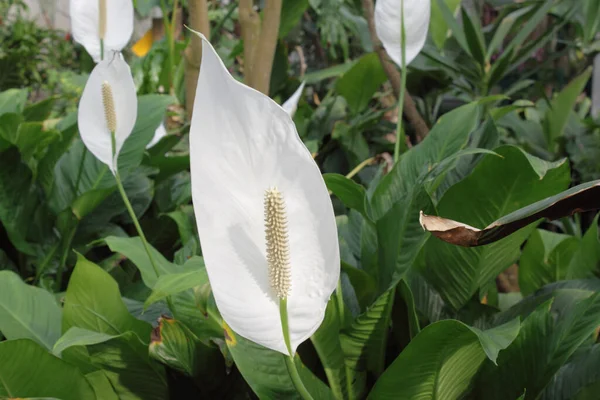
left=225, top=325, right=334, bottom=399
left=144, top=267, right=209, bottom=307
left=421, top=146, right=570, bottom=309
left=324, top=173, right=368, bottom=219
left=541, top=344, right=600, bottom=400
left=368, top=319, right=520, bottom=399
left=477, top=293, right=600, bottom=400
left=519, top=230, right=580, bottom=295
left=63, top=254, right=152, bottom=341
left=568, top=214, right=600, bottom=279
left=544, top=68, right=592, bottom=144
left=430, top=0, right=462, bottom=49
left=336, top=53, right=387, bottom=114
left=0, top=271, right=62, bottom=350
left=0, top=339, right=95, bottom=400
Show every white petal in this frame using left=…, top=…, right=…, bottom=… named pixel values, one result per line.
left=147, top=123, right=167, bottom=149
left=281, top=81, right=306, bottom=117
left=70, top=0, right=134, bottom=62
left=190, top=34, right=340, bottom=355
left=78, top=54, right=138, bottom=174
left=375, top=0, right=431, bottom=68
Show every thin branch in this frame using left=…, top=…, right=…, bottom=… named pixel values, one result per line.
left=239, top=0, right=261, bottom=88
left=250, top=0, right=282, bottom=94
left=362, top=0, right=430, bottom=142
left=184, top=0, right=210, bottom=118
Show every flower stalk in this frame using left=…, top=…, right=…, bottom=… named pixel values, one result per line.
left=393, top=0, right=407, bottom=163
left=101, top=81, right=160, bottom=279
left=98, top=0, right=106, bottom=60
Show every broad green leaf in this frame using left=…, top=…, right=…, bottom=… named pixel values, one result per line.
left=279, top=0, right=309, bottom=38
left=368, top=319, right=520, bottom=399
left=0, top=88, right=28, bottom=116
left=145, top=267, right=209, bottom=307
left=421, top=146, right=570, bottom=309
left=567, top=214, right=600, bottom=279
left=336, top=53, right=387, bottom=114
left=324, top=173, right=368, bottom=219
left=0, top=148, right=38, bottom=254
left=370, top=101, right=480, bottom=220
left=104, top=235, right=180, bottom=288
left=56, top=328, right=168, bottom=400
left=541, top=344, right=600, bottom=400
left=0, top=339, right=95, bottom=400
left=544, top=68, right=592, bottom=144
left=86, top=370, right=119, bottom=400
left=23, top=96, right=56, bottom=121
left=430, top=0, right=462, bottom=49
left=341, top=289, right=394, bottom=379
left=225, top=324, right=334, bottom=399
left=477, top=294, right=600, bottom=400
left=519, top=230, right=580, bottom=295
left=0, top=271, right=62, bottom=350
left=311, top=298, right=352, bottom=400
left=149, top=317, right=225, bottom=395
left=63, top=254, right=152, bottom=341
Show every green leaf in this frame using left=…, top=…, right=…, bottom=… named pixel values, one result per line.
left=311, top=297, right=351, bottom=400
left=324, top=173, right=368, bottom=218
left=279, top=0, right=309, bottom=38
left=56, top=328, right=168, bottom=400
left=23, top=96, right=56, bottom=121
left=519, top=230, right=580, bottom=295
left=544, top=67, right=592, bottom=144
left=433, top=0, right=469, bottom=54
left=63, top=254, right=152, bottom=341
left=149, top=317, right=225, bottom=395
left=225, top=325, right=334, bottom=399
left=303, top=61, right=358, bottom=84
left=420, top=146, right=570, bottom=309
left=368, top=319, right=520, bottom=399
left=370, top=101, right=480, bottom=220
left=0, top=88, right=28, bottom=116
left=0, top=271, right=62, bottom=350
left=341, top=289, right=394, bottom=379
left=568, top=214, right=600, bottom=279
left=541, top=344, right=600, bottom=400
left=335, top=53, right=387, bottom=114
left=461, top=7, right=486, bottom=66
left=104, top=236, right=181, bottom=288
left=477, top=294, right=600, bottom=400
left=0, top=339, right=96, bottom=400
left=144, top=267, right=209, bottom=307
left=430, top=0, right=462, bottom=49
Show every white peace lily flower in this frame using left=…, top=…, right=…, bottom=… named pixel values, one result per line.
left=375, top=0, right=431, bottom=67
left=147, top=123, right=167, bottom=149
left=189, top=33, right=340, bottom=355
left=78, top=54, right=137, bottom=174
left=281, top=81, right=306, bottom=117
left=70, top=0, right=134, bottom=62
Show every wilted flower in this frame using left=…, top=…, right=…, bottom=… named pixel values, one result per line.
left=189, top=33, right=340, bottom=355
left=78, top=53, right=137, bottom=174
left=375, top=0, right=431, bottom=67
left=70, top=0, right=134, bottom=62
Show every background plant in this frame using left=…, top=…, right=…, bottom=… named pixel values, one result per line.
left=1, top=0, right=600, bottom=399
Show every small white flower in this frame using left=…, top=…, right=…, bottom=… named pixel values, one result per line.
left=70, top=0, right=134, bottom=62
left=375, top=0, right=431, bottom=67
left=189, top=33, right=340, bottom=355
left=78, top=54, right=137, bottom=174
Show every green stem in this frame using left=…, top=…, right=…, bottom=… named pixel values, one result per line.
left=74, top=147, right=87, bottom=196
left=100, top=38, right=104, bottom=61
left=279, top=298, right=314, bottom=400
left=55, top=223, right=78, bottom=291
left=393, top=0, right=407, bottom=163
left=114, top=169, right=161, bottom=279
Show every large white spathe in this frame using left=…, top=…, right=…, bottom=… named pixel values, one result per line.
left=375, top=0, right=431, bottom=67
left=70, top=0, right=134, bottom=62
left=78, top=54, right=137, bottom=174
left=189, top=33, right=340, bottom=355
